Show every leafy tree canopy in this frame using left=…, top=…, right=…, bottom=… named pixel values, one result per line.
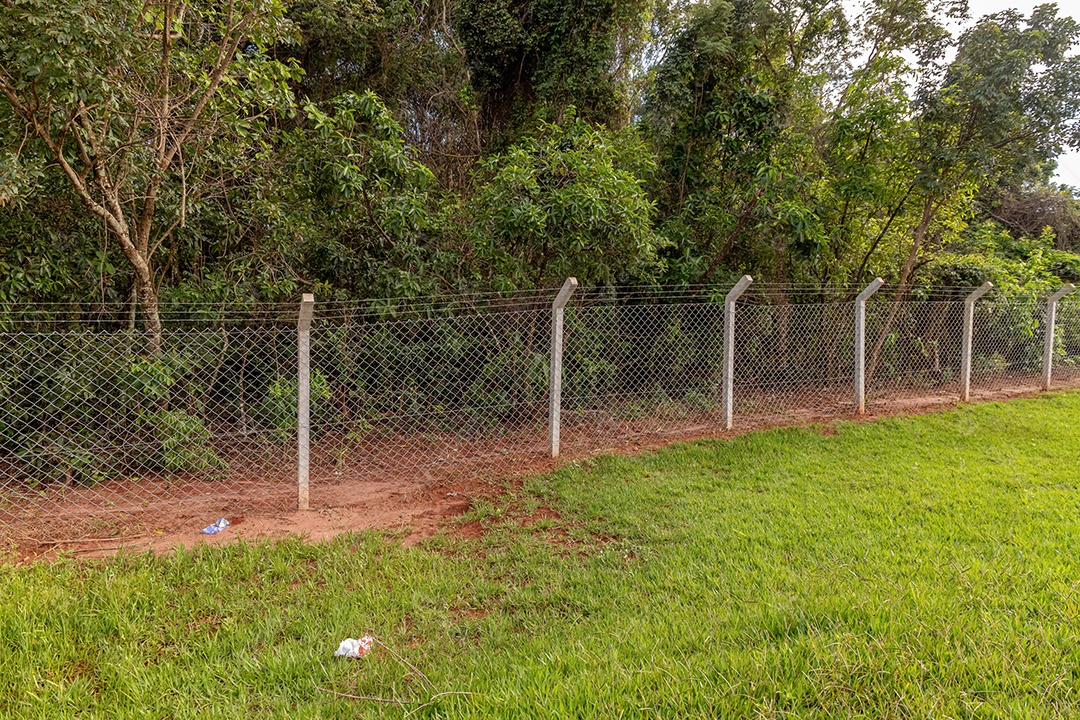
left=1, top=0, right=1079, bottom=337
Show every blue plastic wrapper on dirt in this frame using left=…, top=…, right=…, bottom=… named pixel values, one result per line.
left=200, top=518, right=230, bottom=535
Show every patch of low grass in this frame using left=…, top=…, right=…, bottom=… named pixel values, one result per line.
left=3, top=393, right=1080, bottom=717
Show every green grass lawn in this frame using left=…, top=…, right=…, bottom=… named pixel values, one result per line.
left=4, top=394, right=1080, bottom=718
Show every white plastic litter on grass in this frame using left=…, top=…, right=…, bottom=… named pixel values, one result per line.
left=334, top=636, right=375, bottom=658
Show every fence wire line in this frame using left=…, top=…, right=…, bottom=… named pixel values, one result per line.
left=4, top=281, right=1053, bottom=324
left=1, top=288, right=1076, bottom=544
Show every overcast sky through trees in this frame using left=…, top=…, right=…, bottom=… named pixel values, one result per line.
left=840, top=0, right=1079, bottom=185
left=966, top=0, right=1080, bottom=185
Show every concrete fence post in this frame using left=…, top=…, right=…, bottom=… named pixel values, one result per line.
left=722, top=275, right=753, bottom=430
left=549, top=278, right=579, bottom=458
left=1043, top=284, right=1076, bottom=391
left=961, top=282, right=993, bottom=402
left=855, top=278, right=884, bottom=415
left=297, top=293, right=315, bottom=510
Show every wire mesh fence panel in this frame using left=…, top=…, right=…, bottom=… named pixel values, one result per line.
left=972, top=298, right=1045, bottom=393
left=3, top=288, right=1079, bottom=547
left=560, top=301, right=726, bottom=452
left=1053, top=297, right=1080, bottom=384
left=0, top=323, right=297, bottom=543
left=734, top=301, right=857, bottom=423
left=307, top=307, right=551, bottom=501
left=864, top=300, right=965, bottom=407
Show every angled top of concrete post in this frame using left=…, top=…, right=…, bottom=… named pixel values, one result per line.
left=298, top=293, right=315, bottom=331
left=552, top=278, right=578, bottom=309
left=857, top=277, right=884, bottom=302
left=965, top=282, right=993, bottom=304
left=725, top=275, right=753, bottom=304
left=1049, top=284, right=1076, bottom=303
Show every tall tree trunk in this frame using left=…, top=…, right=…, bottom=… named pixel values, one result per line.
left=134, top=194, right=164, bottom=357
left=113, top=219, right=163, bottom=357
left=136, top=269, right=163, bottom=357
left=866, top=196, right=935, bottom=382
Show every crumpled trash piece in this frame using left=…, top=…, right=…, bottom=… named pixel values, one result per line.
left=200, top=518, right=230, bottom=535
left=334, top=636, right=375, bottom=658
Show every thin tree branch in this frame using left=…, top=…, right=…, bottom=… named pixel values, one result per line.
left=404, top=692, right=476, bottom=717
left=373, top=638, right=436, bottom=691
left=162, top=3, right=254, bottom=169
left=313, top=687, right=410, bottom=706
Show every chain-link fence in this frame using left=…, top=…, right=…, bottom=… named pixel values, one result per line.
left=0, top=313, right=299, bottom=546
left=1, top=283, right=1077, bottom=546
left=561, top=299, right=728, bottom=454
left=307, top=304, right=552, bottom=506
left=1057, top=297, right=1080, bottom=382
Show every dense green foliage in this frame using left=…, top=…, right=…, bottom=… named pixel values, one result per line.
left=1, top=0, right=1080, bottom=319
left=2, top=0, right=1079, bottom=482
left=5, top=394, right=1080, bottom=716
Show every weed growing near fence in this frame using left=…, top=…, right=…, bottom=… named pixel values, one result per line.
left=3, top=393, right=1080, bottom=717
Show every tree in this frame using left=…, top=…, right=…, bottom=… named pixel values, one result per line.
left=987, top=185, right=1080, bottom=251
left=294, top=90, right=444, bottom=299
left=469, top=112, right=660, bottom=288
left=2, top=0, right=1079, bottom=318
left=282, top=0, right=484, bottom=188
left=899, top=5, right=1080, bottom=292
left=858, top=4, right=1080, bottom=373
left=456, top=0, right=651, bottom=137
left=0, top=0, right=298, bottom=353
left=642, top=0, right=850, bottom=289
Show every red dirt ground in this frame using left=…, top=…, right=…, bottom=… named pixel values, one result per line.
left=4, top=376, right=1077, bottom=564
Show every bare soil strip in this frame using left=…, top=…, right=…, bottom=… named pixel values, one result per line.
left=5, top=375, right=1076, bottom=562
